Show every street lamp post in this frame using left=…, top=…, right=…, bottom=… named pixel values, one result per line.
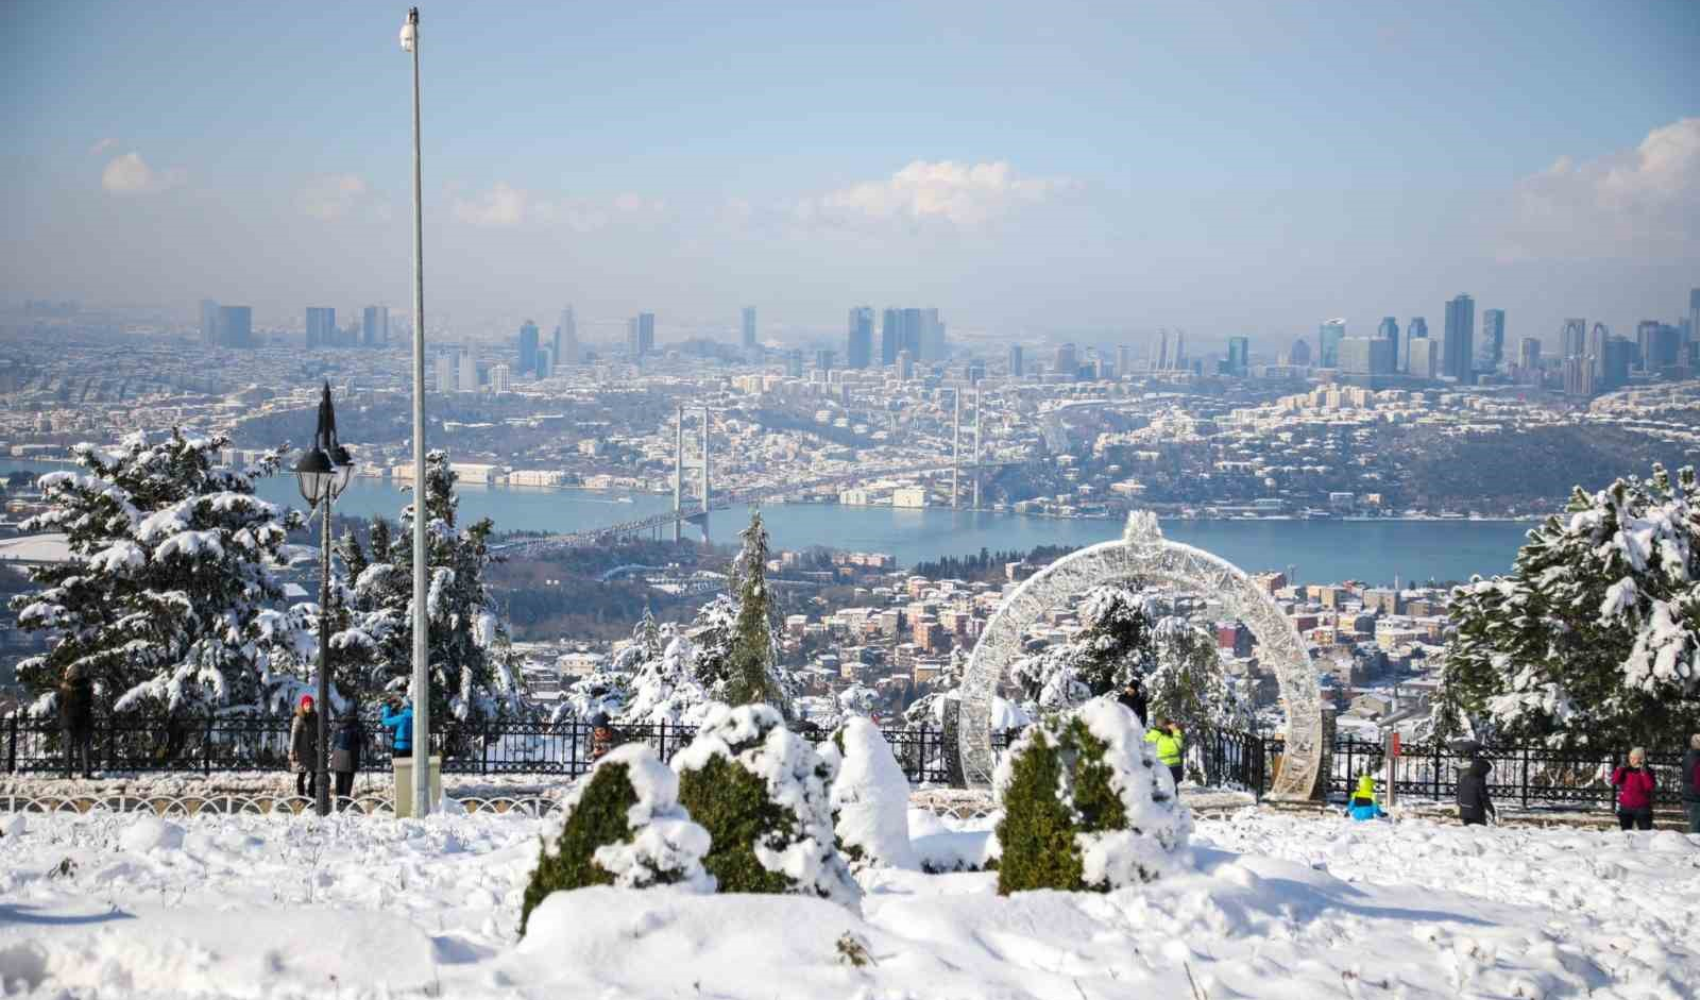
left=400, top=5, right=431, bottom=818
left=294, top=383, right=355, bottom=818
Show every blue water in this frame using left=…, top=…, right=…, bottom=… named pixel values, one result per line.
left=2, top=459, right=1532, bottom=584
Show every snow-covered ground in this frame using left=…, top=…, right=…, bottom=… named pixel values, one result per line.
left=2, top=806, right=1696, bottom=998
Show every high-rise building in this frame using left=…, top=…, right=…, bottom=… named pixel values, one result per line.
left=741, top=306, right=757, bottom=350
left=921, top=308, right=946, bottom=360
left=786, top=349, right=804, bottom=378
left=814, top=349, right=834, bottom=372
left=1560, top=318, right=1587, bottom=358
left=1156, top=330, right=1171, bottom=370
left=200, top=299, right=221, bottom=345
left=1053, top=343, right=1078, bottom=380
left=846, top=307, right=874, bottom=369
left=435, top=350, right=457, bottom=394
left=517, top=320, right=540, bottom=374
left=1689, top=289, right=1700, bottom=351
left=1319, top=319, right=1346, bottom=367
left=1289, top=337, right=1312, bottom=367
left=1442, top=294, right=1474, bottom=383
left=1407, top=316, right=1428, bottom=348
left=1518, top=337, right=1541, bottom=373
left=896, top=349, right=914, bottom=380
left=1602, top=337, right=1633, bottom=389
left=880, top=309, right=900, bottom=366
left=1008, top=344, right=1024, bottom=377
left=1562, top=356, right=1595, bottom=397
left=536, top=346, right=552, bottom=379
left=626, top=313, right=655, bottom=358
left=362, top=306, right=389, bottom=347
left=216, top=306, right=252, bottom=348
left=1408, top=336, right=1438, bottom=378
left=1640, top=322, right=1681, bottom=372
left=489, top=364, right=510, bottom=394
left=1339, top=337, right=1394, bottom=375
left=306, top=307, right=336, bottom=349
left=1590, top=322, right=1610, bottom=361
left=1377, top=317, right=1400, bottom=372
left=458, top=350, right=478, bottom=391
left=1226, top=336, right=1250, bottom=376
left=1479, top=309, right=1505, bottom=372
left=556, top=306, right=578, bottom=367
left=1116, top=345, right=1132, bottom=379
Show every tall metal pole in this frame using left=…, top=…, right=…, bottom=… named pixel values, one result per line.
left=673, top=404, right=683, bottom=544
left=971, top=389, right=981, bottom=511
left=406, top=6, right=430, bottom=819
left=700, top=405, right=710, bottom=543
left=951, top=389, right=961, bottom=509
left=316, top=497, right=332, bottom=816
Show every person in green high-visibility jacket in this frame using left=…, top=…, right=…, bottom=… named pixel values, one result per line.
left=1145, top=719, right=1184, bottom=787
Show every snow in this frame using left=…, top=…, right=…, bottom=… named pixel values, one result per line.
left=540, top=743, right=713, bottom=893
left=3, top=806, right=1697, bottom=998
left=826, top=717, right=919, bottom=870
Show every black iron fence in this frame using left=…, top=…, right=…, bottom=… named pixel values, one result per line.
left=5, top=712, right=1689, bottom=812
left=1, top=713, right=1007, bottom=786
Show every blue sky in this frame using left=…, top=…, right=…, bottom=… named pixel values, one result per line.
left=2, top=0, right=1696, bottom=353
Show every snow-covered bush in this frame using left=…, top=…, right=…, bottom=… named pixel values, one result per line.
left=619, top=634, right=719, bottom=727
left=1145, top=616, right=1253, bottom=735
left=519, top=743, right=712, bottom=935
left=994, top=697, right=1190, bottom=894
left=1010, top=585, right=1155, bottom=714
left=672, top=704, right=859, bottom=907
left=822, top=717, right=917, bottom=870
left=1444, top=463, right=1700, bottom=747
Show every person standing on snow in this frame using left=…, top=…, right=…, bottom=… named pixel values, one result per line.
left=1456, top=758, right=1496, bottom=826
left=1117, top=678, right=1149, bottom=727
left=330, top=709, right=365, bottom=805
left=1145, top=718, right=1184, bottom=786
left=1611, top=747, right=1656, bottom=831
left=1348, top=773, right=1385, bottom=820
left=1682, top=734, right=1700, bottom=835
left=57, top=664, right=95, bottom=779
left=289, top=695, right=319, bottom=799
left=381, top=697, right=414, bottom=760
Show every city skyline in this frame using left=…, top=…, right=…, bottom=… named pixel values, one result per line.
left=1, top=1, right=1695, bottom=345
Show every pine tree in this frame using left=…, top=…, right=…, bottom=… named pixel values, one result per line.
left=720, top=511, right=793, bottom=716
left=1442, top=463, right=1700, bottom=747
left=9, top=431, right=305, bottom=718
left=1145, top=616, right=1249, bottom=732
left=1011, top=586, right=1155, bottom=713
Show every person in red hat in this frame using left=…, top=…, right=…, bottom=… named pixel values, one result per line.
left=290, top=694, right=320, bottom=799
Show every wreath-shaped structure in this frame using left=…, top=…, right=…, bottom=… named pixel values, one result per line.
left=959, top=511, right=1324, bottom=800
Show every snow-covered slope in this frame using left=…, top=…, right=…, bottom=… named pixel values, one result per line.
left=1, top=807, right=1695, bottom=998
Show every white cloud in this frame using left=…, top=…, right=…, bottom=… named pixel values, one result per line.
left=453, top=182, right=529, bottom=227
left=1499, top=117, right=1700, bottom=262
left=88, top=137, right=116, bottom=156
left=100, top=152, right=184, bottom=196
left=805, top=160, right=1076, bottom=228
left=296, top=174, right=370, bottom=220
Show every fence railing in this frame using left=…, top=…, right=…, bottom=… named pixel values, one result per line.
left=1, top=713, right=1008, bottom=787
left=5, top=713, right=1688, bottom=812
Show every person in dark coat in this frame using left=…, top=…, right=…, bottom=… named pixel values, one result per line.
left=1611, top=747, right=1656, bottom=831
left=589, top=712, right=620, bottom=763
left=1456, top=758, right=1495, bottom=826
left=289, top=695, right=319, bottom=799
left=57, top=665, right=94, bottom=779
left=1682, top=733, right=1700, bottom=835
left=1117, top=679, right=1149, bottom=727
left=330, top=710, right=365, bottom=804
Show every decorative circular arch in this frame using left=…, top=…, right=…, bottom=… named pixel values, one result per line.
left=959, top=512, right=1324, bottom=799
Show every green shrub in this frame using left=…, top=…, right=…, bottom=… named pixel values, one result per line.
left=676, top=754, right=797, bottom=894
left=994, top=698, right=1189, bottom=895
left=520, top=761, right=636, bottom=933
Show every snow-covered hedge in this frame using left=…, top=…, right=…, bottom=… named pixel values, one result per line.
left=673, top=704, right=860, bottom=908
left=994, top=697, right=1190, bottom=894
left=519, top=744, right=712, bottom=935
left=820, top=717, right=917, bottom=871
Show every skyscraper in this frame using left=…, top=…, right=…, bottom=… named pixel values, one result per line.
left=880, top=309, right=900, bottom=366
left=306, top=307, right=336, bottom=349
left=557, top=306, right=578, bottom=367
left=1339, top=337, right=1394, bottom=376
left=435, top=350, right=457, bottom=394
left=489, top=364, right=511, bottom=394
left=459, top=350, right=478, bottom=391
left=741, top=306, right=757, bottom=350
left=518, top=320, right=540, bottom=373
left=1116, top=345, right=1132, bottom=379
left=1318, top=320, right=1346, bottom=368
left=1289, top=338, right=1312, bottom=367
left=216, top=306, right=252, bottom=348
left=1479, top=309, right=1505, bottom=372
left=1377, top=317, right=1400, bottom=372
left=200, top=299, right=220, bottom=345
left=1008, top=344, right=1024, bottom=377
left=1408, top=336, right=1438, bottom=378
left=921, top=308, right=946, bottom=360
left=1442, top=294, right=1474, bottom=383
left=362, top=306, right=389, bottom=347
left=846, top=307, right=874, bottom=369
left=1226, top=336, right=1249, bottom=376
left=1407, top=316, right=1429, bottom=347
left=1053, top=343, right=1078, bottom=380
left=1690, top=289, right=1700, bottom=351
left=1561, top=318, right=1587, bottom=358
left=1518, top=337, right=1541, bottom=372
left=627, top=313, right=655, bottom=358
left=1603, top=337, right=1634, bottom=389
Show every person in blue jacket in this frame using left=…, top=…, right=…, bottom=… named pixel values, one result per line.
left=1348, top=774, right=1386, bottom=820
left=381, top=696, right=414, bottom=759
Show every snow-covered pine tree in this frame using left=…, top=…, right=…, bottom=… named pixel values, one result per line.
left=1443, top=464, right=1700, bottom=747
left=9, top=432, right=305, bottom=718
left=720, top=510, right=794, bottom=716
left=1010, top=585, right=1155, bottom=714
left=1145, top=615, right=1251, bottom=733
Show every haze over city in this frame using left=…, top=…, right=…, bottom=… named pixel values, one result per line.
left=2, top=0, right=1696, bottom=351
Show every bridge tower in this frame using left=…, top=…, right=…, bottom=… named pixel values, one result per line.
left=951, top=388, right=961, bottom=509
left=700, top=404, right=711, bottom=543
left=971, top=389, right=981, bottom=510
left=673, top=405, right=685, bottom=543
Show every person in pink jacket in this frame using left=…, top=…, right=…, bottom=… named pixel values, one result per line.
left=1612, top=747, right=1656, bottom=830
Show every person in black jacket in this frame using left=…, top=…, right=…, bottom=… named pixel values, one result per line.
left=58, top=665, right=95, bottom=779
left=1682, top=733, right=1700, bottom=835
left=330, top=710, right=366, bottom=805
left=1117, top=679, right=1149, bottom=727
left=1457, top=758, right=1495, bottom=826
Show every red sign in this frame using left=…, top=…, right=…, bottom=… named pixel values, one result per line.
left=1389, top=733, right=1402, bottom=758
